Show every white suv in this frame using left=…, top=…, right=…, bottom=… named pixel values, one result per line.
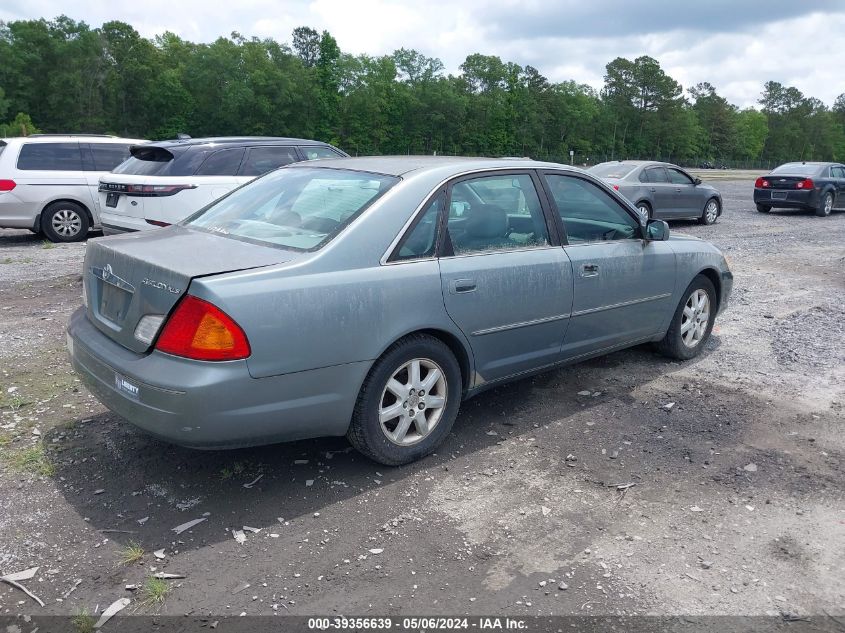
left=0, top=134, right=148, bottom=241
left=97, top=136, right=347, bottom=234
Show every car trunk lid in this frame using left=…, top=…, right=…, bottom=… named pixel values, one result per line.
left=764, top=175, right=812, bottom=190
left=84, top=226, right=297, bottom=353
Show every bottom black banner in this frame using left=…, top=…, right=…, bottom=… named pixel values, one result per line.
left=0, top=615, right=842, bottom=633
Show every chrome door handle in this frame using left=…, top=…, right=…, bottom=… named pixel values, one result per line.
left=580, top=263, right=599, bottom=278
left=450, top=278, right=477, bottom=293
left=649, top=187, right=656, bottom=192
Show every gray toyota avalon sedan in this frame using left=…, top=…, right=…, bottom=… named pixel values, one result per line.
left=67, top=156, right=733, bottom=465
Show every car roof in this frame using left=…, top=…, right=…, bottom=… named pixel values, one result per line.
left=287, top=155, right=581, bottom=177
left=2, top=135, right=146, bottom=144
left=146, top=137, right=338, bottom=149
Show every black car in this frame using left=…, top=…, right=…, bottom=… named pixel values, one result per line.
left=754, top=162, right=845, bottom=217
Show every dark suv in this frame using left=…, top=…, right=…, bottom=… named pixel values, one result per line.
left=98, top=137, right=348, bottom=233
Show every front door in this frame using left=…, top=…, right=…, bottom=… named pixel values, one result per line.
left=666, top=166, right=700, bottom=216
left=438, top=172, right=574, bottom=386
left=541, top=172, right=676, bottom=360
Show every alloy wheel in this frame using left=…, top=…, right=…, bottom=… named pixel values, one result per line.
left=704, top=200, right=718, bottom=223
left=823, top=194, right=833, bottom=215
left=378, top=358, right=447, bottom=446
left=680, top=289, right=710, bottom=348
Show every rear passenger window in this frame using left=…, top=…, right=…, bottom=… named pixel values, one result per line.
left=545, top=175, right=639, bottom=244
left=89, top=144, right=132, bottom=171
left=195, top=148, right=245, bottom=176
left=446, top=174, right=549, bottom=256
left=392, top=192, right=444, bottom=261
left=300, top=146, right=341, bottom=160
left=240, top=146, right=299, bottom=176
left=644, top=167, right=669, bottom=183
left=832, top=166, right=845, bottom=178
left=17, top=143, right=83, bottom=171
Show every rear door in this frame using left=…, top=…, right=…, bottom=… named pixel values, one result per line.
left=15, top=141, right=87, bottom=207
left=540, top=172, right=676, bottom=359
left=641, top=166, right=675, bottom=216
left=437, top=171, right=574, bottom=385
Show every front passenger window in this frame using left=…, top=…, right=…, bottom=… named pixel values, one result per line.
left=545, top=175, right=640, bottom=244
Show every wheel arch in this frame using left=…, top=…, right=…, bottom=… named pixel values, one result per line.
left=373, top=327, right=473, bottom=395
left=41, top=198, right=94, bottom=226
left=696, top=267, right=722, bottom=311
left=704, top=195, right=721, bottom=215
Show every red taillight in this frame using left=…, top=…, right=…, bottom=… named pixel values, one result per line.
left=145, top=219, right=172, bottom=227
left=155, top=296, right=250, bottom=361
left=612, top=184, right=620, bottom=191
left=796, top=178, right=814, bottom=189
left=128, top=184, right=195, bottom=196
left=755, top=177, right=769, bottom=188
left=0, top=179, right=16, bottom=192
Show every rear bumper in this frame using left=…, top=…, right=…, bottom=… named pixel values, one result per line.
left=753, top=188, right=817, bottom=209
left=67, top=307, right=368, bottom=448
left=99, top=212, right=152, bottom=235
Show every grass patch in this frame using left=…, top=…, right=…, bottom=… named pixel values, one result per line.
left=72, top=609, right=96, bottom=633
left=8, top=444, right=55, bottom=476
left=141, top=576, right=170, bottom=607
left=1, top=257, right=12, bottom=264
left=118, top=541, right=145, bottom=566
left=41, top=240, right=55, bottom=250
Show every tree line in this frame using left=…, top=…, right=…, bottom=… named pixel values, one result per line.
left=1, top=16, right=844, bottom=166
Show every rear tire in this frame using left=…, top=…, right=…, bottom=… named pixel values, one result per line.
left=656, top=275, right=717, bottom=361
left=347, top=334, right=462, bottom=466
left=755, top=203, right=770, bottom=213
left=699, top=198, right=719, bottom=225
left=41, top=201, right=89, bottom=242
left=816, top=191, right=833, bottom=217
left=636, top=202, right=652, bottom=223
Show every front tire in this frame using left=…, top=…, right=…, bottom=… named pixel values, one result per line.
left=41, top=201, right=89, bottom=242
left=756, top=203, right=770, bottom=213
left=656, top=275, right=717, bottom=361
left=347, top=334, right=462, bottom=466
left=816, top=191, right=833, bottom=217
left=699, top=198, right=719, bottom=225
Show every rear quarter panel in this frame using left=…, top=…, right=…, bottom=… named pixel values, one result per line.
left=192, top=258, right=466, bottom=379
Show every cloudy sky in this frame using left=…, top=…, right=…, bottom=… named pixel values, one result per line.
left=2, top=0, right=844, bottom=108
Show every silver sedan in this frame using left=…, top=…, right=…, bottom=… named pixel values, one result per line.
left=590, top=161, right=723, bottom=225
left=67, top=157, right=732, bottom=465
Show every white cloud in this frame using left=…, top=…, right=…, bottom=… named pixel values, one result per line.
left=1, top=0, right=842, bottom=108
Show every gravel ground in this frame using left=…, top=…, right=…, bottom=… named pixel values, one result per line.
left=0, top=178, right=843, bottom=623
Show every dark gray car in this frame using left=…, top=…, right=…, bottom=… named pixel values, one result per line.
left=590, top=161, right=723, bottom=225
left=67, top=157, right=732, bottom=466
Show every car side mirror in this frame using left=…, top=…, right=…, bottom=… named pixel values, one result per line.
left=693, top=177, right=702, bottom=185
left=646, top=219, right=670, bottom=241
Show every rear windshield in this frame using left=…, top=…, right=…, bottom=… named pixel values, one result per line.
left=112, top=146, right=206, bottom=176
left=186, top=167, right=399, bottom=251
left=771, top=163, right=820, bottom=176
left=589, top=163, right=636, bottom=179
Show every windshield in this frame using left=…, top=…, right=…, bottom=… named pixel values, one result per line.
left=186, top=167, right=399, bottom=251
left=771, top=163, right=820, bottom=176
left=589, top=163, right=636, bottom=179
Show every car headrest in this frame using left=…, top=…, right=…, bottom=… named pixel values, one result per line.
left=464, top=204, right=508, bottom=239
